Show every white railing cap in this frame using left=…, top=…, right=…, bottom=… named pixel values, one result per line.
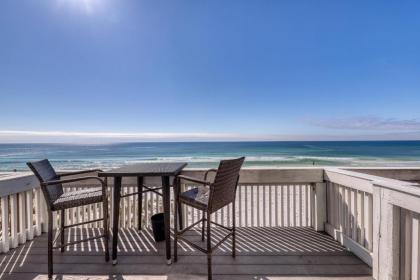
left=0, top=172, right=39, bottom=197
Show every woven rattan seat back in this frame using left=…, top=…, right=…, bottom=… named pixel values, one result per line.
left=208, top=157, right=244, bottom=213
left=27, top=159, right=64, bottom=208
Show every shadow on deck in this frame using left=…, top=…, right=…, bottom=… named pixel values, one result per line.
left=0, top=227, right=372, bottom=280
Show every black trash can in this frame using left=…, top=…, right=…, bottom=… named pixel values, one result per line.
left=151, top=213, right=165, bottom=242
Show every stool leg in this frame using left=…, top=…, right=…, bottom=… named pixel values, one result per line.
left=48, top=211, right=53, bottom=279
left=207, top=211, right=212, bottom=280
left=232, top=201, right=236, bottom=258
left=201, top=210, right=205, bottom=241
left=137, top=177, right=143, bottom=231
left=60, top=209, right=65, bottom=253
left=103, top=197, right=110, bottom=262
left=174, top=178, right=183, bottom=230
left=174, top=195, right=178, bottom=262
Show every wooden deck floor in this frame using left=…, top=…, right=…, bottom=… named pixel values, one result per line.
left=0, top=227, right=372, bottom=280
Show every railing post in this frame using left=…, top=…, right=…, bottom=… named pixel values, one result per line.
left=372, top=185, right=381, bottom=279
left=372, top=184, right=400, bottom=280
left=314, top=182, right=327, bottom=231
left=411, top=214, right=420, bottom=280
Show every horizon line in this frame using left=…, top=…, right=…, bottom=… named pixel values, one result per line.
left=1, top=140, right=420, bottom=145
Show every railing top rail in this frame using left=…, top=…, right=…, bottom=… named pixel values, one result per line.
left=373, top=178, right=420, bottom=197
left=346, top=167, right=420, bottom=171
left=344, top=167, right=420, bottom=183
left=325, top=167, right=396, bottom=181
left=2, top=167, right=418, bottom=198
left=325, top=167, right=419, bottom=196
left=0, top=168, right=325, bottom=197
left=182, top=168, right=324, bottom=184
left=0, top=172, right=39, bottom=197
left=185, top=167, right=325, bottom=171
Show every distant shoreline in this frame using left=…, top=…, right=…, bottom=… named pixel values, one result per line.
left=1, top=140, right=420, bottom=145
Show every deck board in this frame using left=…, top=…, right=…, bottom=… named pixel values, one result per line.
left=0, top=227, right=372, bottom=280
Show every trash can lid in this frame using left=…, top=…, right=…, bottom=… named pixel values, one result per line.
left=151, top=213, right=164, bottom=221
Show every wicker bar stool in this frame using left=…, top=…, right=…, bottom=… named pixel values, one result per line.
left=173, top=157, right=245, bottom=280
left=27, top=159, right=110, bottom=279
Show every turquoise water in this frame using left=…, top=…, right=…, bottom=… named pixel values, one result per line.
left=1, top=141, right=420, bottom=171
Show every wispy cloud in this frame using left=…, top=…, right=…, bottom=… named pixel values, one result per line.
left=0, top=130, right=243, bottom=142
left=310, top=116, right=420, bottom=131
left=1, top=128, right=420, bottom=143
left=0, top=130, right=297, bottom=143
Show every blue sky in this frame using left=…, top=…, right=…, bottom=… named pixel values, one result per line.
left=0, top=0, right=420, bottom=142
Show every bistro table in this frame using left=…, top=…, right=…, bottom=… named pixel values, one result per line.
left=98, top=162, right=188, bottom=265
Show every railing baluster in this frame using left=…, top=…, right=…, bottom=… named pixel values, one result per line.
left=274, top=185, right=278, bottom=226
left=292, top=185, right=296, bottom=227
left=134, top=187, right=138, bottom=229
left=128, top=186, right=133, bottom=228
left=338, top=185, right=344, bottom=234
left=18, top=192, right=27, bottom=244
left=286, top=185, right=290, bottom=227
left=1, top=196, right=10, bottom=253
left=86, top=198, right=91, bottom=229
left=352, top=190, right=357, bottom=240
left=119, top=186, right=123, bottom=228
left=267, top=185, right=271, bottom=226
left=238, top=185, right=242, bottom=227
left=356, top=190, right=363, bottom=244
left=227, top=203, right=231, bottom=227
left=109, top=184, right=114, bottom=229
left=92, top=202, right=98, bottom=228
left=255, top=185, right=261, bottom=227
left=365, top=192, right=373, bottom=251
left=299, top=184, right=303, bottom=227
left=279, top=185, right=284, bottom=227
left=251, top=184, right=254, bottom=227
left=34, top=188, right=42, bottom=236
left=220, top=195, right=225, bottom=226
left=330, top=183, right=335, bottom=228
left=125, top=186, right=130, bottom=228
left=310, top=184, right=315, bottom=227
left=70, top=187, right=75, bottom=227
left=268, top=185, right=272, bottom=226
left=181, top=184, right=186, bottom=228
left=304, top=184, right=308, bottom=227
left=344, top=187, right=349, bottom=237
left=10, top=194, right=18, bottom=248
left=299, top=184, right=302, bottom=227
left=26, top=190, right=34, bottom=240
left=146, top=188, right=153, bottom=227
left=262, top=185, right=266, bottom=226
left=243, top=185, right=247, bottom=227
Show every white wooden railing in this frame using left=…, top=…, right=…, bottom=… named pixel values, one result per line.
left=371, top=178, right=420, bottom=280
left=1, top=167, right=420, bottom=280
left=0, top=173, right=45, bottom=253
left=324, top=168, right=420, bottom=280
left=324, top=168, right=375, bottom=266
left=61, top=168, right=324, bottom=229
left=0, top=168, right=324, bottom=251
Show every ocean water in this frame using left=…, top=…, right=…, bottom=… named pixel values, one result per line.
left=1, top=141, right=420, bottom=171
